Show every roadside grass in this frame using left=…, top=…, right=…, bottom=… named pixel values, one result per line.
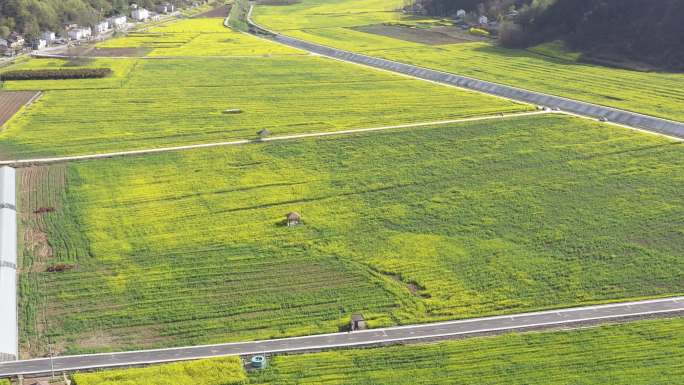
left=0, top=53, right=527, bottom=159
left=253, top=0, right=684, bottom=122
left=64, top=318, right=684, bottom=384
left=21, top=114, right=684, bottom=355
left=249, top=318, right=684, bottom=384
left=72, top=356, right=247, bottom=385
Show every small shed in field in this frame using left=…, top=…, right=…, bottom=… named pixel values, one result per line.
left=257, top=129, right=271, bottom=139
left=286, top=211, right=301, bottom=227
left=350, top=313, right=367, bottom=331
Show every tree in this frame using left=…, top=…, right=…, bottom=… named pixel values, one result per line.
left=499, top=21, right=526, bottom=47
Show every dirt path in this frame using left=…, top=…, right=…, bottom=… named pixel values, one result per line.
left=0, top=111, right=551, bottom=166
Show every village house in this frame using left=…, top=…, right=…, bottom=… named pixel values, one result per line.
left=108, top=16, right=128, bottom=30
left=68, top=27, right=92, bottom=41
left=0, top=40, right=9, bottom=56
left=131, top=8, right=150, bottom=21
left=7, top=32, right=24, bottom=49
left=31, top=39, right=47, bottom=50
left=157, top=3, right=175, bottom=14
left=42, top=31, right=56, bottom=43
left=94, top=21, right=110, bottom=34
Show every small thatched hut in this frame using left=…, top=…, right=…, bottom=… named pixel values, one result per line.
left=286, top=211, right=301, bottom=227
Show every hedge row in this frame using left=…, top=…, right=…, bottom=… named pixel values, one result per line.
left=1, top=68, right=112, bottom=81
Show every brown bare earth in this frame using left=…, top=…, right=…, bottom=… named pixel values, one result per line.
left=256, top=0, right=301, bottom=5
left=353, top=24, right=487, bottom=45
left=0, top=91, right=41, bottom=127
left=192, top=4, right=232, bottom=18
left=60, top=46, right=152, bottom=58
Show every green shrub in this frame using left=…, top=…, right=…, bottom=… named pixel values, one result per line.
left=1, top=68, right=112, bottom=81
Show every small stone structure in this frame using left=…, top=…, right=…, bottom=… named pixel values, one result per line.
left=350, top=313, right=367, bottom=331
left=257, top=129, right=271, bottom=139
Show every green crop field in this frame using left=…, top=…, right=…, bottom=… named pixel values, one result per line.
left=18, top=114, right=684, bottom=356
left=253, top=0, right=684, bottom=122
left=249, top=318, right=684, bottom=384
left=0, top=18, right=525, bottom=160
left=72, top=356, right=247, bottom=385
left=66, top=318, right=684, bottom=385
left=98, top=18, right=303, bottom=57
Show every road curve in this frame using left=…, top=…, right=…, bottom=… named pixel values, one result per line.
left=1, top=297, right=682, bottom=376
left=246, top=9, right=684, bottom=140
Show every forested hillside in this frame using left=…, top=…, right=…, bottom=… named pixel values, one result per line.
left=0, top=0, right=194, bottom=38
left=411, top=0, right=684, bottom=71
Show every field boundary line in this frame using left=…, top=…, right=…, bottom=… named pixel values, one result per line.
left=0, top=111, right=550, bottom=166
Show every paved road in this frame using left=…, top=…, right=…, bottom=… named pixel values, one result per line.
left=1, top=297, right=682, bottom=376
left=247, top=13, right=684, bottom=140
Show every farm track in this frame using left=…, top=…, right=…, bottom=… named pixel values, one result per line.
left=0, top=297, right=682, bottom=376
left=244, top=7, right=684, bottom=140
left=0, top=111, right=550, bottom=166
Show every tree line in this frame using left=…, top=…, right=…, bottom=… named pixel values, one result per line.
left=409, top=0, right=684, bottom=71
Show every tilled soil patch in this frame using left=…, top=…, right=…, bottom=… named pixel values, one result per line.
left=0, top=90, right=42, bottom=127
left=192, top=4, right=232, bottom=18
left=60, top=46, right=153, bottom=58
